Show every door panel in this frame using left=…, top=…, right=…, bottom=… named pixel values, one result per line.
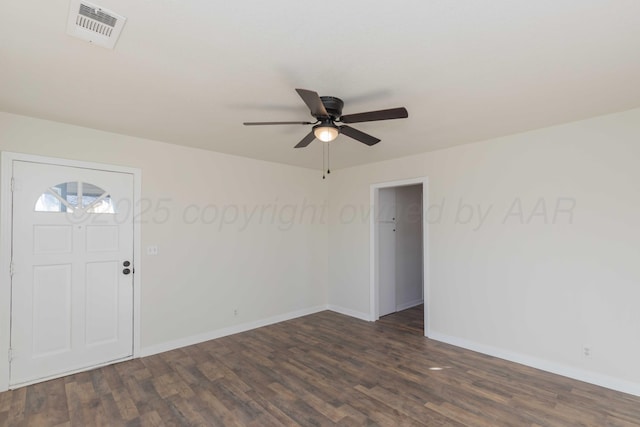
left=34, top=226, right=73, bottom=254
left=85, top=261, right=119, bottom=346
left=86, top=225, right=119, bottom=252
left=10, top=160, right=134, bottom=386
left=32, top=265, right=72, bottom=356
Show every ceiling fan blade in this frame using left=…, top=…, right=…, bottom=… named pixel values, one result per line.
left=243, top=121, right=314, bottom=126
left=339, top=125, right=381, bottom=146
left=295, top=89, right=329, bottom=118
left=294, top=131, right=316, bottom=148
left=340, top=107, right=408, bottom=124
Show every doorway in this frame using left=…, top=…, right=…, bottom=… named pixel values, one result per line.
left=370, top=177, right=428, bottom=336
left=1, top=153, right=142, bottom=390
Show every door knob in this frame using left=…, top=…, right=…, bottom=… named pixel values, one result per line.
left=123, top=260, right=131, bottom=267
left=123, top=268, right=131, bottom=275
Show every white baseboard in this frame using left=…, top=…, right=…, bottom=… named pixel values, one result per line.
left=140, top=305, right=327, bottom=357
left=396, top=299, right=424, bottom=311
left=326, top=304, right=372, bottom=321
left=429, top=331, right=640, bottom=397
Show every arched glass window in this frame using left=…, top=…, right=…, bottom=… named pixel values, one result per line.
left=35, top=182, right=116, bottom=213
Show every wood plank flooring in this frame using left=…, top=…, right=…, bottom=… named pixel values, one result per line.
left=377, top=304, right=424, bottom=335
left=2, top=308, right=640, bottom=426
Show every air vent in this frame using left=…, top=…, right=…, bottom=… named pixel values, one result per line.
left=66, top=0, right=126, bottom=49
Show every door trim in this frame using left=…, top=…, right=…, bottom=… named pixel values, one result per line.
left=369, top=176, right=429, bottom=337
left=0, top=151, right=142, bottom=391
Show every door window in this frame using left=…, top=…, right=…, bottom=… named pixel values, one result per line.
left=35, top=181, right=115, bottom=214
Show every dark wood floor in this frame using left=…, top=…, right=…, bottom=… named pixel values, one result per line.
left=377, top=304, right=424, bottom=335
left=2, top=308, right=640, bottom=426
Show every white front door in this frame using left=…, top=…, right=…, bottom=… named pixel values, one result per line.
left=10, top=160, right=134, bottom=386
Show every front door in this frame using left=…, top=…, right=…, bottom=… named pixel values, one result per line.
left=10, top=160, right=134, bottom=386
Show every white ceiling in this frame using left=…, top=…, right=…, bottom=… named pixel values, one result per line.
left=2, top=1, right=640, bottom=170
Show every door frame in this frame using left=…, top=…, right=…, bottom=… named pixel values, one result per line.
left=0, top=151, right=142, bottom=391
left=370, top=176, right=429, bottom=337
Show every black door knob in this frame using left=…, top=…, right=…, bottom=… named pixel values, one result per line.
left=123, top=261, right=131, bottom=267
left=123, top=268, right=131, bottom=275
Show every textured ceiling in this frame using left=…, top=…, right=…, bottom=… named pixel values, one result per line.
left=1, top=1, right=640, bottom=170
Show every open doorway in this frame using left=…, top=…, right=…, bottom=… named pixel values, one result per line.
left=370, top=177, right=428, bottom=336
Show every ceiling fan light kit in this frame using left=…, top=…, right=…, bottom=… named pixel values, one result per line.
left=313, top=122, right=339, bottom=142
left=243, top=88, right=408, bottom=176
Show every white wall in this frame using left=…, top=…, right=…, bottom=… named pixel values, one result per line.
left=328, top=108, right=640, bottom=395
left=395, top=184, right=423, bottom=310
left=0, top=112, right=329, bottom=355
left=3, top=106, right=640, bottom=396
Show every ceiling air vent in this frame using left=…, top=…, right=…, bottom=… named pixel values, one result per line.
left=66, top=0, right=126, bottom=49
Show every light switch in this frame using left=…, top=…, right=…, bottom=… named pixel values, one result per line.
left=146, top=245, right=159, bottom=256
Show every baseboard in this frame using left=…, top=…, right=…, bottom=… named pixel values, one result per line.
left=396, top=299, right=424, bottom=311
left=326, top=304, right=372, bottom=322
left=140, top=305, right=328, bottom=358
left=429, top=331, right=640, bottom=397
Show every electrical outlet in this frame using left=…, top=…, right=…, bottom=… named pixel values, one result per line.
left=582, top=346, right=592, bottom=358
left=233, top=308, right=239, bottom=317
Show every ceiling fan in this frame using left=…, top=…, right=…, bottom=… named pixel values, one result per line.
left=243, top=89, right=409, bottom=148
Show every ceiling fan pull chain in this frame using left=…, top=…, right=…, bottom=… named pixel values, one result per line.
left=327, top=142, right=331, bottom=174
left=322, top=141, right=326, bottom=179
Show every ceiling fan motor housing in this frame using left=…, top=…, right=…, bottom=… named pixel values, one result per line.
left=319, top=96, right=344, bottom=119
